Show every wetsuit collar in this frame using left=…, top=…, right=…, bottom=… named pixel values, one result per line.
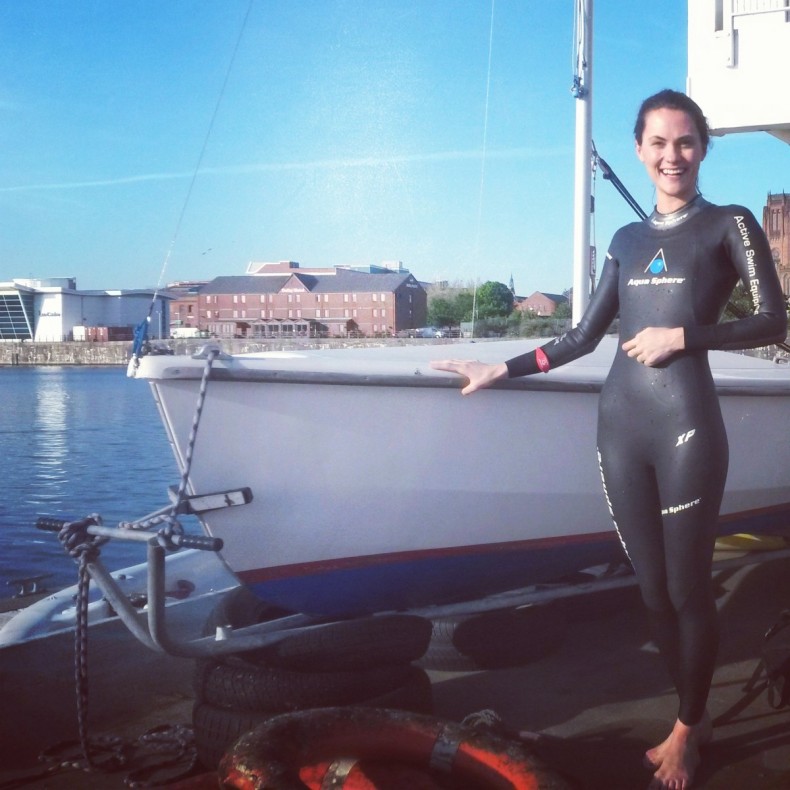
left=647, top=194, right=709, bottom=230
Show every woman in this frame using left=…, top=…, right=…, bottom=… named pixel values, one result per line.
left=431, top=89, right=787, bottom=789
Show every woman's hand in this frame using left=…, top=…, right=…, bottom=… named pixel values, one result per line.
left=622, top=327, right=685, bottom=366
left=429, top=359, right=509, bottom=395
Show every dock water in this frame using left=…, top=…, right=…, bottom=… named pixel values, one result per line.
left=1, top=552, right=789, bottom=788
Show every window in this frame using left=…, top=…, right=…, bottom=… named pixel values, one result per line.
left=344, top=309, right=349, bottom=317
left=241, top=294, right=246, bottom=304
left=207, top=310, right=212, bottom=318
left=233, top=295, right=239, bottom=304
left=373, top=308, right=378, bottom=317
left=344, top=294, right=349, bottom=302
left=260, top=295, right=265, bottom=303
left=380, top=294, right=386, bottom=301
left=372, top=293, right=378, bottom=301
left=315, top=309, right=321, bottom=318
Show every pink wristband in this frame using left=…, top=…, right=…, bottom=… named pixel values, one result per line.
left=535, top=347, right=550, bottom=373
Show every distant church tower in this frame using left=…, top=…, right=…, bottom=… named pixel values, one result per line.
left=763, top=192, right=790, bottom=295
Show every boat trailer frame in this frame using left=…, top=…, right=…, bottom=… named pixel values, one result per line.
left=35, top=486, right=790, bottom=659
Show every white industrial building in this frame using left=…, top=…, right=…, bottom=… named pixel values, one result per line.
left=0, top=278, right=171, bottom=342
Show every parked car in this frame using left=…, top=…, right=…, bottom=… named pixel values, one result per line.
left=412, top=327, right=439, bottom=338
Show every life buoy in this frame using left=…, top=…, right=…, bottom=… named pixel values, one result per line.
left=219, top=706, right=574, bottom=790
left=192, top=668, right=433, bottom=769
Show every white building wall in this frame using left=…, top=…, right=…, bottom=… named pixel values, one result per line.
left=688, top=0, right=790, bottom=142
left=32, top=291, right=170, bottom=341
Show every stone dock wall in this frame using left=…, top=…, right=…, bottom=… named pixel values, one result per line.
left=0, top=337, right=463, bottom=366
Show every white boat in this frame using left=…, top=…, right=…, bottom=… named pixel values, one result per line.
left=129, top=336, right=790, bottom=618
left=2, top=3, right=790, bottom=781
left=3, top=0, right=789, bottom=652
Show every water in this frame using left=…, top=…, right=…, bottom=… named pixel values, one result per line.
left=0, top=365, right=181, bottom=596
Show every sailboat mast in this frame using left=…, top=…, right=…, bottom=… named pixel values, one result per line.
left=571, top=0, right=593, bottom=326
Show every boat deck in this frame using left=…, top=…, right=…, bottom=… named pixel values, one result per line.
left=2, top=551, right=790, bottom=789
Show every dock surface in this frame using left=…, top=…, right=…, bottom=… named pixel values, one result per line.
left=1, top=552, right=789, bottom=788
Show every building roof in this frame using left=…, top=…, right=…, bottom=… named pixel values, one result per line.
left=525, top=291, right=568, bottom=304
left=199, top=269, right=420, bottom=295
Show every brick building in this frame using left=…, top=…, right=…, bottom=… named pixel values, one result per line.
left=764, top=192, right=790, bottom=295
left=193, top=262, right=427, bottom=339
left=516, top=291, right=569, bottom=317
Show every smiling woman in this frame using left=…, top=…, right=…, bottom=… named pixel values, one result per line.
left=431, top=87, right=788, bottom=790
left=634, top=92, right=709, bottom=215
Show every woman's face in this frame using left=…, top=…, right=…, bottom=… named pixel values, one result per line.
left=635, top=107, right=706, bottom=213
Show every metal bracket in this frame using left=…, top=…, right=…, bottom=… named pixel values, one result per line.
left=168, top=486, right=253, bottom=514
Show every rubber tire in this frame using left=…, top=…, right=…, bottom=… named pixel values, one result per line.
left=204, top=587, right=432, bottom=672
left=192, top=666, right=434, bottom=770
left=201, top=585, right=293, bottom=635
left=418, top=604, right=565, bottom=671
left=256, top=614, right=432, bottom=672
left=193, top=656, right=416, bottom=713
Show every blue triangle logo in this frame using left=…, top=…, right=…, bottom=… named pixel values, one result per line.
left=645, top=248, right=667, bottom=275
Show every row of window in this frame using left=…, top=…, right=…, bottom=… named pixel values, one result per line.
left=205, top=308, right=388, bottom=320
left=205, top=293, right=393, bottom=304
left=205, top=322, right=393, bottom=336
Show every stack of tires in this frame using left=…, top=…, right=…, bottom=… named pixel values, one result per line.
left=191, top=588, right=434, bottom=770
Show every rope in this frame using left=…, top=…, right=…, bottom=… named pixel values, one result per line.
left=168, top=347, right=219, bottom=523
left=122, top=347, right=220, bottom=547
left=55, top=517, right=125, bottom=773
left=128, top=0, right=255, bottom=373
left=12, top=518, right=200, bottom=788
left=469, top=0, right=496, bottom=339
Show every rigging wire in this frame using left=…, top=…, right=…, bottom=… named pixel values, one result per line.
left=129, top=0, right=255, bottom=367
left=471, top=0, right=496, bottom=337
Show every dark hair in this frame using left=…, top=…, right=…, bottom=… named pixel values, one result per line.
left=634, top=89, right=710, bottom=152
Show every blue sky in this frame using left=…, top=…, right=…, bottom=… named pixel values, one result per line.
left=0, top=0, right=786, bottom=295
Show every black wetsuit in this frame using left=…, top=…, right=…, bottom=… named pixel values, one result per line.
left=506, top=196, right=787, bottom=725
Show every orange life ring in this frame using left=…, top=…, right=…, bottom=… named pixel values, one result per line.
left=218, top=706, right=573, bottom=790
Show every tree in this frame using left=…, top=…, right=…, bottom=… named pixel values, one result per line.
left=427, top=297, right=457, bottom=327
left=553, top=300, right=572, bottom=319
left=474, top=281, right=514, bottom=319
left=427, top=290, right=476, bottom=326
left=455, top=291, right=475, bottom=322
left=724, top=282, right=754, bottom=320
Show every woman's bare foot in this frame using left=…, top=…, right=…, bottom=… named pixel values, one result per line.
left=644, top=713, right=712, bottom=789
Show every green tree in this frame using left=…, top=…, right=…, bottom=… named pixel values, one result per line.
left=553, top=300, right=572, bottom=319
left=724, top=282, right=754, bottom=320
left=475, top=281, right=514, bottom=319
left=427, top=297, right=457, bottom=327
left=455, top=291, right=475, bottom=322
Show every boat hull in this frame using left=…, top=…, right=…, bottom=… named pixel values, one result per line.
left=136, top=338, right=790, bottom=616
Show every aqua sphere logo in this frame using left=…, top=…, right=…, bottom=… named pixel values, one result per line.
left=645, top=248, right=667, bottom=275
